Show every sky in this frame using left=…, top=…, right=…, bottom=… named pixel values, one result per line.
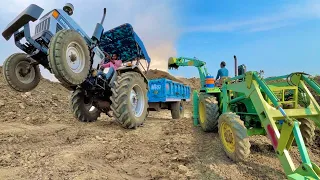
left=0, top=0, right=319, bottom=81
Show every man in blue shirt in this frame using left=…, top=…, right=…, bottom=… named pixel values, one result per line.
left=216, top=61, right=228, bottom=81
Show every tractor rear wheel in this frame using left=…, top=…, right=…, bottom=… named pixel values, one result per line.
left=70, top=89, right=101, bottom=122
left=198, top=93, right=219, bottom=132
left=3, top=53, right=41, bottom=92
left=48, top=29, right=91, bottom=87
left=293, top=118, right=315, bottom=146
left=110, top=71, right=148, bottom=129
left=171, top=101, right=185, bottom=119
left=218, top=112, right=250, bottom=162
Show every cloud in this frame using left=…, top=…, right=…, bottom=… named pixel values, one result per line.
left=184, top=0, right=320, bottom=33
left=0, top=0, right=179, bottom=81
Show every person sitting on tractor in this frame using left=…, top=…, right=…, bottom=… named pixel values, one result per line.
left=215, top=61, right=228, bottom=86
left=97, top=52, right=122, bottom=81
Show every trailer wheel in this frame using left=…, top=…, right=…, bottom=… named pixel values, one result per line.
left=48, top=29, right=90, bottom=87
left=218, top=112, right=250, bottom=162
left=110, top=71, right=148, bottom=129
left=293, top=118, right=315, bottom=146
left=3, top=53, right=41, bottom=92
left=70, top=89, right=101, bottom=122
left=198, top=93, right=219, bottom=132
left=171, top=101, right=185, bottom=119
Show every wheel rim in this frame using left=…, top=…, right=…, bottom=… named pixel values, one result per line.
left=66, top=41, right=85, bottom=73
left=130, top=84, right=145, bottom=117
left=83, top=96, right=98, bottom=113
left=15, top=61, right=35, bottom=84
left=199, top=101, right=205, bottom=124
left=221, top=122, right=236, bottom=153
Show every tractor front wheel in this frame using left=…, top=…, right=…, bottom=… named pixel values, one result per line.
left=3, top=53, right=41, bottom=92
left=110, top=71, right=148, bottom=129
left=198, top=93, right=219, bottom=132
left=218, top=112, right=250, bottom=162
left=48, top=29, right=91, bottom=87
left=70, top=89, right=101, bottom=122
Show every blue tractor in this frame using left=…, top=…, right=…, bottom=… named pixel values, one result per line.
left=1, top=3, right=151, bottom=129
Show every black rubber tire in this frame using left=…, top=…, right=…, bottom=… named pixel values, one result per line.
left=48, top=29, right=90, bottom=87
left=198, top=93, right=220, bottom=132
left=218, top=112, right=250, bottom=162
left=3, top=53, right=41, bottom=92
left=293, top=118, right=316, bottom=147
left=171, top=101, right=185, bottom=119
left=70, top=89, right=101, bottom=122
left=146, top=110, right=149, bottom=117
left=110, top=71, right=148, bottom=129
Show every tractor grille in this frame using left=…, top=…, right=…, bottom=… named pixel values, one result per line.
left=35, top=18, right=50, bottom=34
left=56, top=24, right=63, bottom=33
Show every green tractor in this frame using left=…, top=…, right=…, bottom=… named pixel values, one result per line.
left=168, top=56, right=320, bottom=179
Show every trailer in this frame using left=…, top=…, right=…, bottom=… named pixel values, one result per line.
left=147, top=78, right=191, bottom=119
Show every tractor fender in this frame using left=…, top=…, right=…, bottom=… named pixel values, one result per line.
left=117, top=66, right=149, bottom=89
left=2, top=4, right=44, bottom=41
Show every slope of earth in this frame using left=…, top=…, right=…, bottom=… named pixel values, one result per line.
left=146, top=69, right=184, bottom=84
left=0, top=66, right=319, bottom=180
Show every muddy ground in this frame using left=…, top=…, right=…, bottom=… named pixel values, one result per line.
left=0, top=67, right=319, bottom=180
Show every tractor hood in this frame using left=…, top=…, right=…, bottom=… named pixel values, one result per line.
left=99, top=23, right=151, bottom=64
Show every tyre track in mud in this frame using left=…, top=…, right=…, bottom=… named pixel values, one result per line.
left=0, top=67, right=320, bottom=179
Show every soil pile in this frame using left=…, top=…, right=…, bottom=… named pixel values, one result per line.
left=0, top=66, right=319, bottom=179
left=146, top=69, right=184, bottom=83
left=0, top=66, right=73, bottom=125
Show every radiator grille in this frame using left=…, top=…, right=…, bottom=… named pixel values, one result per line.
left=35, top=18, right=50, bottom=34
left=56, top=24, right=63, bottom=33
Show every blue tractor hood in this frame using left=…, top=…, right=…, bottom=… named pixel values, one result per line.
left=99, top=23, right=151, bottom=64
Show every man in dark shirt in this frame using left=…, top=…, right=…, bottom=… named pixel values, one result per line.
left=216, top=61, right=228, bottom=80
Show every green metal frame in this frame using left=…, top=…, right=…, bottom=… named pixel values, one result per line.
left=168, top=56, right=213, bottom=92
left=221, top=71, right=320, bottom=179
left=168, top=56, right=221, bottom=126
left=169, top=56, right=320, bottom=179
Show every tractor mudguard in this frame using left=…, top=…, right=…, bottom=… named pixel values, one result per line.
left=117, top=66, right=149, bottom=86
left=2, top=4, right=44, bottom=41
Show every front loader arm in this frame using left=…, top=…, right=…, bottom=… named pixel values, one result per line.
left=168, top=57, right=209, bottom=89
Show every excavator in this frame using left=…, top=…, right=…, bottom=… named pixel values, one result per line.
left=168, top=56, right=320, bottom=179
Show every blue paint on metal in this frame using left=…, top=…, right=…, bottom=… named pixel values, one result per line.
left=2, top=4, right=44, bottom=40
left=56, top=9, right=93, bottom=44
left=279, top=107, right=287, bottom=117
left=147, top=78, right=191, bottom=103
left=133, top=32, right=151, bottom=63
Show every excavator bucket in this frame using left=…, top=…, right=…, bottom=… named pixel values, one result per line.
left=168, top=57, right=179, bottom=69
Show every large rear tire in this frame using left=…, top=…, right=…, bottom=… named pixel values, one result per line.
left=3, top=53, right=41, bottom=92
left=198, top=93, right=220, bottom=132
left=218, top=112, right=250, bottom=162
left=110, top=71, right=148, bottom=129
left=171, top=101, right=185, bottom=119
left=48, top=29, right=90, bottom=87
left=70, top=89, right=101, bottom=122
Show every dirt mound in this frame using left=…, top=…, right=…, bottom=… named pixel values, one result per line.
left=0, top=66, right=72, bottom=125
left=146, top=69, right=184, bottom=83
left=0, top=65, right=319, bottom=179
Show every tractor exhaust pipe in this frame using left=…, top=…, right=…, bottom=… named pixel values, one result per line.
left=234, top=55, right=238, bottom=77
left=101, top=8, right=106, bottom=25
